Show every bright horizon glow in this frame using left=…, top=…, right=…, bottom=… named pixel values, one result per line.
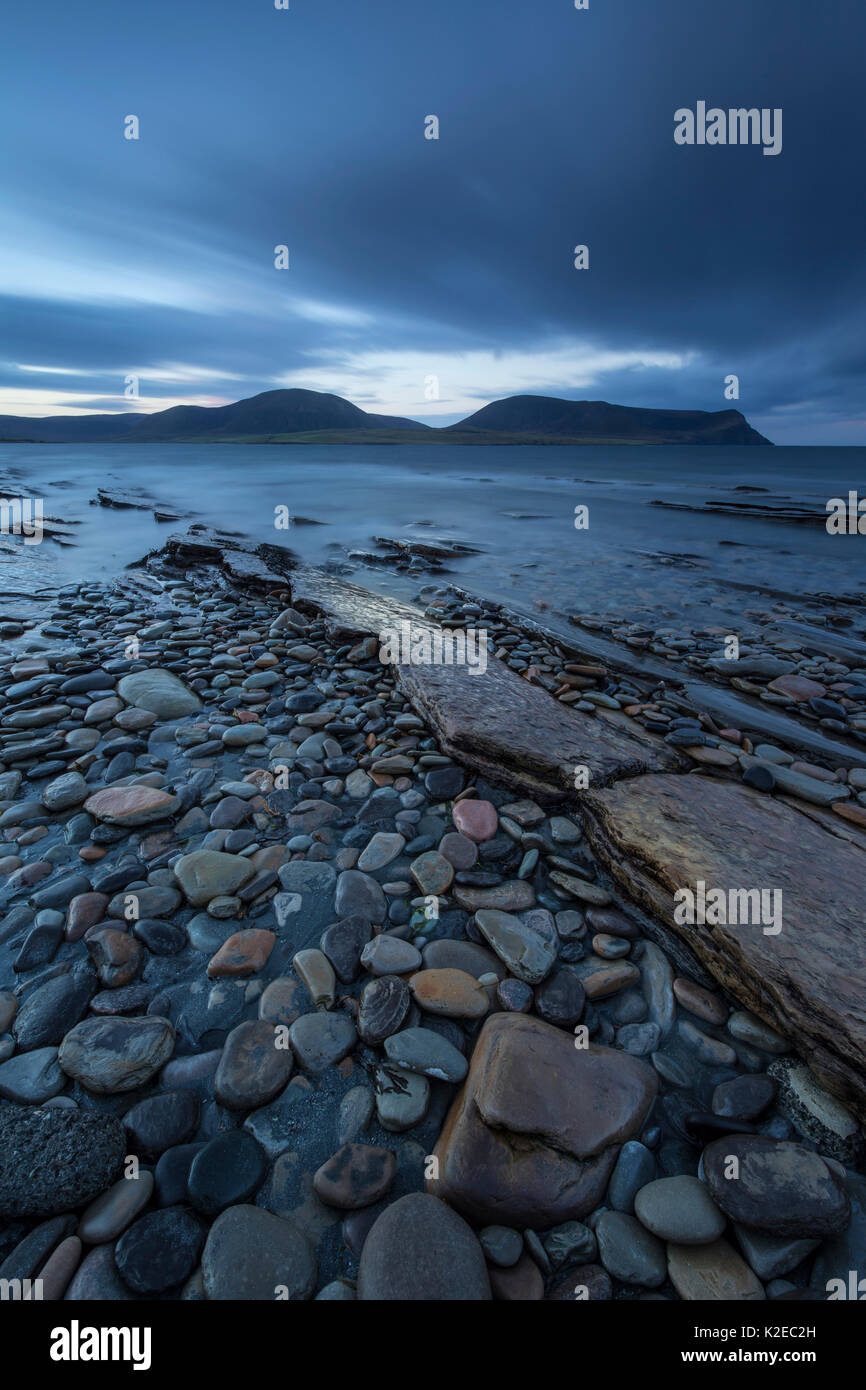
left=1, top=342, right=695, bottom=419
left=272, top=344, right=695, bottom=418
left=0, top=387, right=235, bottom=418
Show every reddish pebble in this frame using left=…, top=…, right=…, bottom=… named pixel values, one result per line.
left=207, top=928, right=275, bottom=978
left=788, top=760, right=837, bottom=784
left=673, top=976, right=728, bottom=1026
left=11, top=860, right=52, bottom=888
left=452, top=799, right=498, bottom=842
left=767, top=674, right=826, bottom=702
left=137, top=831, right=174, bottom=860
left=408, top=968, right=489, bottom=1019
left=18, top=826, right=48, bottom=845
left=313, top=1143, right=396, bottom=1209
left=66, top=891, right=109, bottom=941
left=86, top=928, right=144, bottom=989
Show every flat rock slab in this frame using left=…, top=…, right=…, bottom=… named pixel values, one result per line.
left=400, top=654, right=678, bottom=800
left=290, top=567, right=679, bottom=799
left=151, top=540, right=677, bottom=798
left=163, top=528, right=295, bottom=590
left=682, top=681, right=866, bottom=771
left=582, top=773, right=866, bottom=1121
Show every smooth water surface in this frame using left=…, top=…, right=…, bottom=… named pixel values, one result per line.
left=1, top=443, right=863, bottom=630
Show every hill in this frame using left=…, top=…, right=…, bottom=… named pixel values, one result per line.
left=123, top=389, right=429, bottom=441
left=449, top=395, right=772, bottom=445
left=0, top=388, right=772, bottom=444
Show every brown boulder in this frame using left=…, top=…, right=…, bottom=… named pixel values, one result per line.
left=429, top=1012, right=656, bottom=1228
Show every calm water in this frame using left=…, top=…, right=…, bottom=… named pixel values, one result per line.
left=1, top=442, right=864, bottom=631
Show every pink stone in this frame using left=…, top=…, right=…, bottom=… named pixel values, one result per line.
left=8, top=860, right=52, bottom=890
left=452, top=799, right=499, bottom=843
left=767, top=674, right=826, bottom=702
left=66, top=892, right=110, bottom=942
left=832, top=802, right=866, bottom=828
left=84, top=785, right=180, bottom=826
left=788, top=761, right=838, bottom=784
left=207, top=928, right=275, bottom=978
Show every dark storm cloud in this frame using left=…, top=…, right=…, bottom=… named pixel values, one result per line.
left=1, top=0, right=864, bottom=440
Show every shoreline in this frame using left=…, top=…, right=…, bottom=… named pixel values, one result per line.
left=0, top=529, right=863, bottom=1300
left=2, top=443, right=862, bottom=641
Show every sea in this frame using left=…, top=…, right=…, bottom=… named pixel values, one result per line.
left=0, top=442, right=863, bottom=636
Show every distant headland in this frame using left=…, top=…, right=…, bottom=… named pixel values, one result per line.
left=0, top=388, right=773, bottom=445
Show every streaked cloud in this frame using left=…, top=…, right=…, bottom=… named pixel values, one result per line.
left=274, top=343, right=695, bottom=417
left=0, top=0, right=863, bottom=439
left=0, top=387, right=233, bottom=418
left=290, top=300, right=374, bottom=328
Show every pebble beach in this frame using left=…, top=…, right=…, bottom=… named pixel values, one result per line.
left=0, top=527, right=863, bottom=1302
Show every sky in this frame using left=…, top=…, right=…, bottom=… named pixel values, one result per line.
left=2, top=0, right=865, bottom=443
